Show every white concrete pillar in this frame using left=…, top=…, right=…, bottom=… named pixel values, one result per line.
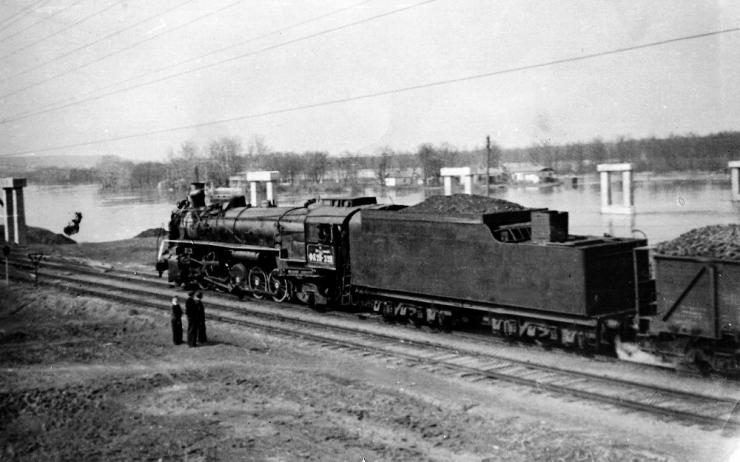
left=1, top=178, right=27, bottom=244
left=266, top=181, right=274, bottom=205
left=600, top=171, right=611, bottom=209
left=462, top=175, right=472, bottom=195
left=246, top=171, right=280, bottom=207
left=622, top=170, right=633, bottom=207
left=440, top=167, right=473, bottom=196
left=12, top=187, right=25, bottom=244
left=3, top=188, right=15, bottom=243
left=443, top=176, right=452, bottom=196
left=730, top=161, right=740, bottom=201
left=597, top=163, right=634, bottom=214
left=249, top=181, right=258, bottom=207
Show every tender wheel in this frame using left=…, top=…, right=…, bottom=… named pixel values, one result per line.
left=412, top=308, right=425, bottom=329
left=248, top=267, right=267, bottom=299
left=684, top=344, right=713, bottom=376
left=438, top=312, right=452, bottom=332
left=268, top=269, right=291, bottom=303
left=500, top=319, right=518, bottom=339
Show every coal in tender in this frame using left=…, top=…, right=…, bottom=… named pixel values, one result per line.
left=400, top=194, right=527, bottom=216
left=654, top=224, right=740, bottom=260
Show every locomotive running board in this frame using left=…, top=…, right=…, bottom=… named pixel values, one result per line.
left=158, top=239, right=279, bottom=260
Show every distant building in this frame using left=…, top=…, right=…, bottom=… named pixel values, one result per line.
left=384, top=168, right=423, bottom=187
left=228, top=173, right=250, bottom=190
left=502, top=162, right=556, bottom=184
left=474, top=166, right=507, bottom=185
left=356, top=168, right=377, bottom=182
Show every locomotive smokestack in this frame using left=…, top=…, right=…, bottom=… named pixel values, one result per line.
left=189, top=182, right=206, bottom=208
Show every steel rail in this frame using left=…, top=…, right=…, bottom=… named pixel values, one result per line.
left=4, top=258, right=739, bottom=431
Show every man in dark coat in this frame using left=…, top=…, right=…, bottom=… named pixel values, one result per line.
left=185, top=291, right=198, bottom=347
left=170, top=296, right=183, bottom=345
left=196, top=291, right=207, bottom=343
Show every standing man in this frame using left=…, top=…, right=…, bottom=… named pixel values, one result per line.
left=170, top=296, right=183, bottom=345
left=185, top=291, right=198, bottom=347
left=196, top=291, right=207, bottom=344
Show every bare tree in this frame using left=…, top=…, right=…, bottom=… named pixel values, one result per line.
left=375, top=148, right=393, bottom=186
left=417, top=143, right=442, bottom=185
left=304, top=151, right=329, bottom=183
left=208, top=137, right=244, bottom=185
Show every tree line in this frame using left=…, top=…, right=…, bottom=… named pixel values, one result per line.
left=19, top=131, right=740, bottom=188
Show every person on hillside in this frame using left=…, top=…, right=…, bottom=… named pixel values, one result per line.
left=185, top=291, right=198, bottom=347
left=196, top=291, right=207, bottom=344
left=170, top=296, right=183, bottom=345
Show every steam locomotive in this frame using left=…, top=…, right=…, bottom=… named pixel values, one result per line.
left=156, top=183, right=739, bottom=375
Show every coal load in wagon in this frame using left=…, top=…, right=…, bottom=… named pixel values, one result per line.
left=654, top=224, right=740, bottom=261
left=400, top=194, right=526, bottom=216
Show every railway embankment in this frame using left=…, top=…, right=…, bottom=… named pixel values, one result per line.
left=0, top=232, right=738, bottom=461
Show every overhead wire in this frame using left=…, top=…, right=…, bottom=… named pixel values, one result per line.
left=1, top=0, right=198, bottom=82
left=0, top=0, right=52, bottom=30
left=0, top=0, right=430, bottom=120
left=1, top=25, right=737, bottom=158
left=0, top=0, right=247, bottom=100
left=1, top=0, right=373, bottom=122
left=0, top=0, right=88, bottom=43
left=0, top=0, right=124, bottom=61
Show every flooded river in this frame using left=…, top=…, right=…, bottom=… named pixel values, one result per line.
left=22, top=174, right=739, bottom=244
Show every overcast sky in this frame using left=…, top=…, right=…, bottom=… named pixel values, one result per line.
left=1, top=0, right=739, bottom=161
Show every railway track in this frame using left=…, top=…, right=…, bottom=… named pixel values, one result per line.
left=4, top=256, right=740, bottom=432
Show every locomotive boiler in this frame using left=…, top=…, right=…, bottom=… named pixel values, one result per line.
left=157, top=183, right=391, bottom=305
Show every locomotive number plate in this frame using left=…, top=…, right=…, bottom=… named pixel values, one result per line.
left=307, top=244, right=334, bottom=265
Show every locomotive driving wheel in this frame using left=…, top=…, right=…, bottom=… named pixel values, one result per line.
left=268, top=269, right=292, bottom=303
left=248, top=266, right=267, bottom=299
left=203, top=251, right=219, bottom=278
left=229, top=263, right=248, bottom=297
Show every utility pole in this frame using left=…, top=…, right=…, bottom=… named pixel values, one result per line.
left=486, top=135, right=491, bottom=197
left=3, top=245, right=9, bottom=285
left=28, top=253, right=44, bottom=287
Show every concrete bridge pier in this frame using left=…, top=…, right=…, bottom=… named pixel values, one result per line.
left=1, top=178, right=28, bottom=244
left=246, top=171, right=280, bottom=207
left=730, top=161, right=740, bottom=201
left=597, top=163, right=634, bottom=214
left=440, top=167, right=473, bottom=195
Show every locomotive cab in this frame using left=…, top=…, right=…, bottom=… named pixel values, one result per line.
left=276, top=207, right=357, bottom=305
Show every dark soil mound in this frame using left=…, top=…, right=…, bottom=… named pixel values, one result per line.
left=27, top=226, right=76, bottom=244
left=400, top=194, right=526, bottom=216
left=655, top=224, right=740, bottom=260
left=134, top=227, right=166, bottom=238
left=0, top=225, right=75, bottom=245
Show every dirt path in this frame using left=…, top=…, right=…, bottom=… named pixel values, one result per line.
left=1, top=284, right=737, bottom=461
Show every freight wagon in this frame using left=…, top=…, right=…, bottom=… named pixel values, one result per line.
left=635, top=254, right=740, bottom=373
